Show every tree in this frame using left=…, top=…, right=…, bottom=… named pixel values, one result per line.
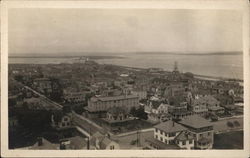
left=233, top=120, right=240, bottom=127
left=130, top=107, right=137, bottom=117
left=130, top=106, right=148, bottom=120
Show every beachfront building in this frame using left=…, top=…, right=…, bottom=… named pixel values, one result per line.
left=178, top=115, right=214, bottom=149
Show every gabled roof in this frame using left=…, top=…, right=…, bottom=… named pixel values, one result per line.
left=151, top=101, right=162, bottom=109
left=179, top=115, right=212, bottom=129
left=100, top=137, right=113, bottom=149
left=154, top=120, right=186, bottom=133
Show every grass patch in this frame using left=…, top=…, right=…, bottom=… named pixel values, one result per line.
left=213, top=131, right=243, bottom=149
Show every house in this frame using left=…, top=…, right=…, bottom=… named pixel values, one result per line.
left=63, top=90, right=89, bottom=104
left=168, top=100, right=193, bottom=120
left=191, top=98, right=209, bottom=115
left=51, top=111, right=72, bottom=130
left=145, top=100, right=170, bottom=123
left=192, top=95, right=224, bottom=114
left=104, top=107, right=131, bottom=124
left=153, top=120, right=194, bottom=149
left=175, top=131, right=195, bottom=149
left=178, top=115, right=214, bottom=149
left=90, top=132, right=120, bottom=150
left=164, top=84, right=185, bottom=98
left=59, top=136, right=88, bottom=149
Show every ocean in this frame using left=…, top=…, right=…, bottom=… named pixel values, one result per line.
left=9, top=53, right=243, bottom=80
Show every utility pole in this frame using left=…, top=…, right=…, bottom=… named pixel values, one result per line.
left=137, top=129, right=141, bottom=147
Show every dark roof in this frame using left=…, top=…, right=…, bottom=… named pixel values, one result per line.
left=154, top=120, right=186, bottom=133
left=179, top=115, right=212, bottom=129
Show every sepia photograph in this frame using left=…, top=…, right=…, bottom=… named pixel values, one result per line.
left=1, top=0, right=250, bottom=157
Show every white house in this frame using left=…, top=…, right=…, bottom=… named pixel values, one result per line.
left=154, top=120, right=195, bottom=149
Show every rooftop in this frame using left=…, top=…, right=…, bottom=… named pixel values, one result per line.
left=175, top=131, right=194, bottom=141
left=179, top=115, right=212, bottom=129
left=90, top=95, right=138, bottom=102
left=154, top=120, right=186, bottom=133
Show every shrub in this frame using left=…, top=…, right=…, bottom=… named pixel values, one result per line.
left=233, top=120, right=240, bottom=127
left=227, top=121, right=234, bottom=128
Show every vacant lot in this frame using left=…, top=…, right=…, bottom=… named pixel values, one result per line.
left=213, top=131, right=243, bottom=149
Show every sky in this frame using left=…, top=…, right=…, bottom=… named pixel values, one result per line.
left=8, top=9, right=242, bottom=56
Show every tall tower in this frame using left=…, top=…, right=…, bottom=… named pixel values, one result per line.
left=174, top=61, right=178, bottom=72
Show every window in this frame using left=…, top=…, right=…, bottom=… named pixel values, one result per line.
left=189, top=140, right=193, bottom=144
left=169, top=133, right=175, bottom=137
left=160, top=137, right=163, bottom=141
left=155, top=129, right=158, bottom=133
left=160, top=130, right=163, bottom=135
left=62, top=122, right=65, bottom=127
left=200, top=134, right=203, bottom=137
left=182, top=141, right=186, bottom=145
left=110, top=145, right=115, bottom=150
left=208, top=132, right=210, bottom=136
left=165, top=139, right=168, bottom=143
left=155, top=135, right=158, bottom=139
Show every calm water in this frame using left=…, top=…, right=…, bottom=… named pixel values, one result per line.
left=9, top=53, right=243, bottom=79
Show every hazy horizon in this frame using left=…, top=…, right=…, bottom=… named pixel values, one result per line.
left=9, top=9, right=242, bottom=55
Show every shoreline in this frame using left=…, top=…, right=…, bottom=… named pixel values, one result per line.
left=8, top=61, right=243, bottom=82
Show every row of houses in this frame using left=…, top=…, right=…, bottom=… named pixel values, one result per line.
left=144, top=94, right=225, bottom=123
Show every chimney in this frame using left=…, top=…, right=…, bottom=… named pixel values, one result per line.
left=37, top=137, right=43, bottom=146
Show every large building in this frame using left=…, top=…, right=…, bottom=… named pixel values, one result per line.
left=178, top=115, right=214, bottom=149
left=153, top=120, right=194, bottom=149
left=85, top=95, right=139, bottom=118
